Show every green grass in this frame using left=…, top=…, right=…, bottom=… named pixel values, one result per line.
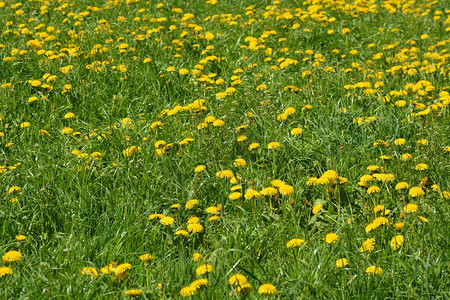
left=0, top=0, right=449, bottom=298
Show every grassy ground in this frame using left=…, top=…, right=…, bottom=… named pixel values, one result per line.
left=0, top=0, right=449, bottom=298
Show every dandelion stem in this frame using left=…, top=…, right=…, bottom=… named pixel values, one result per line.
left=146, top=266, right=149, bottom=289
left=292, top=249, right=298, bottom=270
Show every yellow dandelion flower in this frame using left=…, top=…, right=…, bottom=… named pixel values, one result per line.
left=179, top=68, right=189, bottom=75
left=180, top=286, right=194, bottom=297
left=390, top=235, right=404, bottom=250
left=233, top=158, right=247, bottom=167
left=277, top=113, right=288, bottom=121
left=395, top=223, right=404, bottom=231
left=365, top=265, right=383, bottom=275
left=360, top=238, right=375, bottom=253
left=206, top=206, right=218, bottom=214
left=114, top=263, right=132, bottom=276
left=373, top=205, right=386, bottom=214
left=290, top=127, right=304, bottom=136
left=197, top=116, right=212, bottom=129
left=229, top=192, right=242, bottom=200
left=365, top=222, right=379, bottom=233
left=367, top=186, right=381, bottom=194
left=302, top=104, right=313, bottom=111
left=395, top=138, right=406, bottom=145
left=395, top=100, right=406, bottom=107
left=395, top=182, right=409, bottom=190
left=216, top=170, right=234, bottom=179
left=160, top=216, right=174, bottom=226
left=175, top=230, right=189, bottom=236
left=260, top=187, right=278, bottom=196
left=416, top=139, right=429, bottom=146
left=0, top=267, right=13, bottom=278
left=28, top=80, right=42, bottom=87
left=403, top=203, right=418, bottom=212
left=190, top=278, right=209, bottom=292
left=188, top=217, right=200, bottom=224
left=367, top=165, right=379, bottom=171
left=256, top=84, right=267, bottom=91
left=278, top=184, right=294, bottom=196
left=312, top=204, right=323, bottom=215
left=248, top=142, right=260, bottom=151
left=185, top=199, right=199, bottom=209
left=208, top=216, right=220, bottom=222
left=235, top=125, right=248, bottom=132
left=360, top=174, right=373, bottom=182
left=154, top=140, right=166, bottom=148
left=61, top=127, right=74, bottom=134
left=409, top=187, right=425, bottom=197
left=187, top=223, right=203, bottom=233
left=216, top=92, right=227, bottom=99
left=441, top=191, right=450, bottom=199
left=286, top=239, right=305, bottom=248
left=401, top=153, right=412, bottom=161
left=124, top=289, right=142, bottom=296
left=193, top=253, right=203, bottom=262
left=2, top=250, right=22, bottom=264
left=325, top=232, right=339, bottom=244
left=237, top=283, right=253, bottom=296
left=150, top=121, right=164, bottom=129
left=15, top=235, right=26, bottom=241
left=196, top=264, right=213, bottom=276
left=149, top=214, right=165, bottom=220
left=316, top=177, right=330, bottom=185
left=195, top=165, right=206, bottom=173
left=64, top=112, right=75, bottom=119
left=8, top=186, right=21, bottom=194
left=267, top=142, right=281, bottom=149
left=39, top=129, right=49, bottom=136
left=322, top=170, right=339, bottom=181
left=229, top=273, right=247, bottom=286
left=20, top=122, right=30, bottom=128
left=237, top=135, right=248, bottom=142
left=373, top=217, right=390, bottom=226
left=258, top=283, right=276, bottom=295
left=244, top=189, right=260, bottom=200
left=271, top=180, right=285, bottom=187
left=284, top=107, right=296, bottom=115
left=374, top=173, right=395, bottom=182
left=415, top=163, right=428, bottom=171
left=338, top=177, right=349, bottom=184
left=139, top=254, right=153, bottom=261
left=336, top=258, right=349, bottom=268
left=101, top=261, right=116, bottom=274
left=418, top=216, right=428, bottom=222
left=81, top=267, right=98, bottom=278
left=213, top=119, right=224, bottom=127
left=306, top=177, right=318, bottom=186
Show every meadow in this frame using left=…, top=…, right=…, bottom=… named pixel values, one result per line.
left=0, top=0, right=449, bottom=298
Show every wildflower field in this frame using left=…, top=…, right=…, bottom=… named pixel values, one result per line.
left=1, top=0, right=449, bottom=298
